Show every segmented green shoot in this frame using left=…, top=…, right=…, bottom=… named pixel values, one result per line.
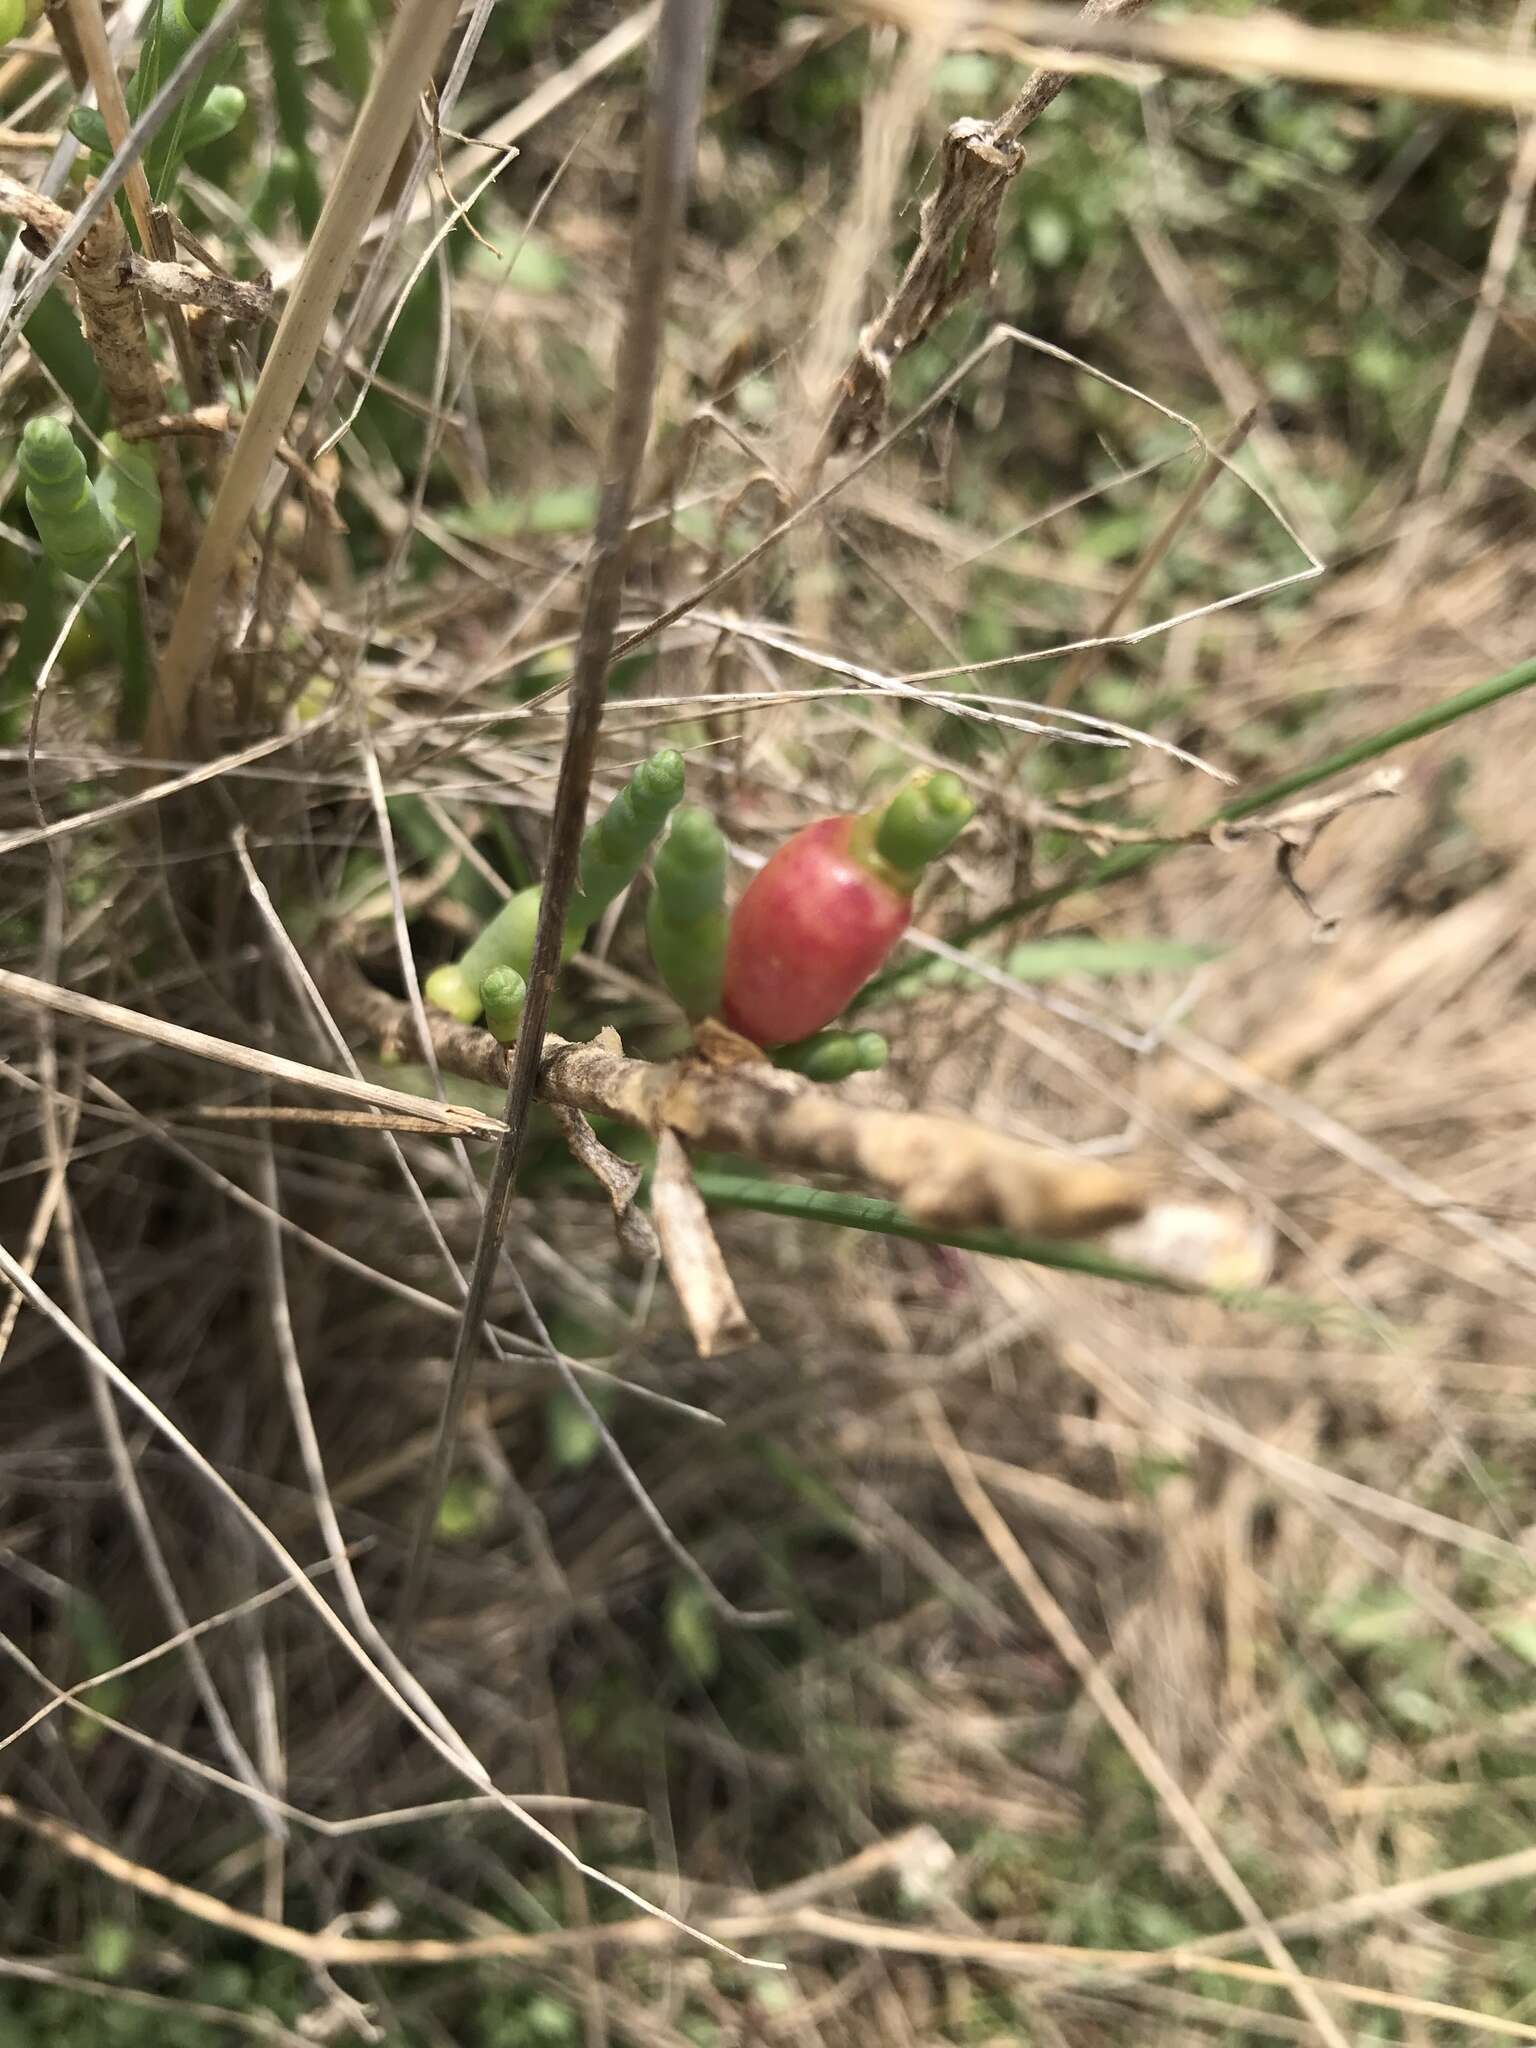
left=855, top=654, right=1536, bottom=1009
left=20, top=420, right=161, bottom=582
left=425, top=752, right=687, bottom=1024
left=480, top=966, right=527, bottom=1045
left=325, top=0, right=374, bottom=102
left=68, top=0, right=245, bottom=193
left=261, top=0, right=322, bottom=232
left=874, top=770, right=974, bottom=875
left=774, top=1030, right=889, bottom=1083
left=0, top=1, right=41, bottom=46
left=646, top=803, right=728, bottom=1020
left=574, top=750, right=686, bottom=923
left=21, top=419, right=118, bottom=581
left=95, top=435, right=162, bottom=562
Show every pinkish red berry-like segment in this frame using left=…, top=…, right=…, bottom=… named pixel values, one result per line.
left=721, top=815, right=911, bottom=1046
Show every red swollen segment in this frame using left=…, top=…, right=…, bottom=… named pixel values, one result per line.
left=721, top=816, right=911, bottom=1046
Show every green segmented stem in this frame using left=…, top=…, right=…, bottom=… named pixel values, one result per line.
left=95, top=434, right=162, bottom=562
left=874, top=771, right=973, bottom=876
left=21, top=419, right=120, bottom=582
left=21, top=288, right=104, bottom=429
left=132, top=0, right=220, bottom=108
left=774, top=1030, right=888, bottom=1082
left=179, top=83, right=247, bottom=152
left=646, top=803, right=727, bottom=1019
left=424, top=886, right=544, bottom=1023
left=2, top=557, right=59, bottom=739
left=426, top=752, right=686, bottom=1024
left=480, top=966, right=527, bottom=1045
left=261, top=0, right=322, bottom=232
left=576, top=749, right=686, bottom=921
left=651, top=802, right=724, bottom=922
left=685, top=1173, right=1216, bottom=1294
left=132, top=0, right=234, bottom=188
left=0, top=0, right=41, bottom=42
left=20, top=421, right=162, bottom=585
left=14, top=422, right=153, bottom=735
left=73, top=76, right=245, bottom=161
left=324, top=0, right=374, bottom=101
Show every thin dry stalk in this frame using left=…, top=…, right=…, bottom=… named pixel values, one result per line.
left=124, top=260, right=273, bottom=321
left=147, top=0, right=464, bottom=753
left=650, top=1124, right=755, bottom=1356
left=1415, top=114, right=1536, bottom=496
left=27, top=963, right=279, bottom=1836
left=863, top=0, right=1536, bottom=112
left=1044, top=410, right=1254, bottom=708
left=794, top=22, right=943, bottom=472
left=333, top=960, right=1144, bottom=1240
left=409, top=2, right=662, bottom=234
left=398, top=0, right=718, bottom=1618
left=65, top=0, right=212, bottom=421
left=62, top=0, right=157, bottom=251
left=2, top=0, right=251, bottom=359
left=44, top=0, right=91, bottom=90
left=120, top=405, right=342, bottom=526
left=0, top=1959, right=311, bottom=2048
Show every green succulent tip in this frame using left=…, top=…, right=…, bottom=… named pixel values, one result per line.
left=852, top=1031, right=888, bottom=1072
left=874, top=770, right=975, bottom=876
left=0, top=0, right=40, bottom=43
left=20, top=416, right=78, bottom=479
left=775, top=1029, right=890, bottom=1083
left=424, top=963, right=481, bottom=1024
left=480, top=965, right=527, bottom=1044
left=636, top=748, right=685, bottom=805
left=665, top=803, right=723, bottom=860
left=927, top=771, right=970, bottom=819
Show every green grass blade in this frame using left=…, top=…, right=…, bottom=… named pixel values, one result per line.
left=2, top=556, right=59, bottom=740
left=689, top=1169, right=1194, bottom=1290
left=22, top=294, right=106, bottom=426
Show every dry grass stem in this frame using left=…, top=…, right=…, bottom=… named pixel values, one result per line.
left=398, top=0, right=719, bottom=1616
left=548, top=1095, right=660, bottom=1267
left=63, top=0, right=159, bottom=253
left=148, top=0, right=464, bottom=752
left=9, top=1786, right=1536, bottom=2044
left=0, top=957, right=1144, bottom=1264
